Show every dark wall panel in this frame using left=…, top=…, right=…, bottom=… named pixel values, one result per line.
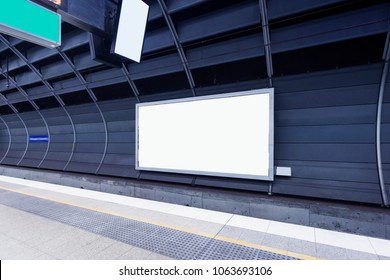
left=275, top=125, right=375, bottom=143
left=272, top=177, right=382, bottom=204
left=275, top=160, right=378, bottom=183
left=1, top=63, right=388, bottom=204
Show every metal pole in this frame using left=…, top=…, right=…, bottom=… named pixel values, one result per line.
left=122, top=63, right=141, bottom=103
left=259, top=0, right=273, bottom=88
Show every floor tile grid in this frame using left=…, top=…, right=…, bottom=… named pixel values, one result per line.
left=0, top=189, right=297, bottom=260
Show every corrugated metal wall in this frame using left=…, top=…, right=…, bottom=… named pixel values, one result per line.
left=0, top=62, right=388, bottom=204
left=0, top=0, right=389, bottom=205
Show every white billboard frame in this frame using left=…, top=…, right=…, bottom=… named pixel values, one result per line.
left=136, top=88, right=274, bottom=181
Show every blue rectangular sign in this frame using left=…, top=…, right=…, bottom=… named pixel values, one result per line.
left=29, top=135, right=49, bottom=143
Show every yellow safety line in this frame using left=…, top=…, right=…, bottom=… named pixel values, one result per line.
left=0, top=185, right=321, bottom=260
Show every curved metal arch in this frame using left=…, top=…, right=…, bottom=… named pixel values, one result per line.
left=93, top=105, right=109, bottom=174
left=376, top=31, right=390, bottom=207
left=0, top=35, right=77, bottom=171
left=56, top=48, right=109, bottom=174
left=0, top=69, right=51, bottom=168
left=0, top=70, right=50, bottom=170
left=0, top=94, right=29, bottom=166
left=0, top=115, right=12, bottom=164
left=62, top=109, right=77, bottom=171
left=15, top=114, right=29, bottom=166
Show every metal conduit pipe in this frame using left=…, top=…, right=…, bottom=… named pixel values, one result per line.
left=259, top=0, right=274, bottom=88
left=122, top=63, right=141, bottom=103
left=376, top=31, right=390, bottom=207
left=122, top=62, right=142, bottom=179
left=260, top=0, right=275, bottom=195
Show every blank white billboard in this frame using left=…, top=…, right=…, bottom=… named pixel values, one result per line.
left=112, top=0, right=149, bottom=63
left=136, top=89, right=274, bottom=180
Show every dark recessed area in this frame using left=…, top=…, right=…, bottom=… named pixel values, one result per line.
left=171, top=0, right=249, bottom=24
left=273, top=34, right=386, bottom=76
left=34, top=96, right=62, bottom=110
left=0, top=105, right=14, bottom=115
left=21, top=82, right=43, bottom=91
left=48, top=73, right=77, bottom=85
left=135, top=71, right=190, bottom=95
left=60, top=90, right=93, bottom=106
left=270, top=0, right=389, bottom=29
left=7, top=65, right=31, bottom=77
left=0, top=89, right=19, bottom=96
left=193, top=56, right=268, bottom=87
left=32, top=54, right=64, bottom=69
left=13, top=101, right=36, bottom=113
left=93, top=82, right=134, bottom=101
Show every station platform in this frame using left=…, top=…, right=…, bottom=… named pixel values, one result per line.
left=0, top=174, right=390, bottom=260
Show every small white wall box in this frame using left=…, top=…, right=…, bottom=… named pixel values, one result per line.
left=275, top=166, right=292, bottom=176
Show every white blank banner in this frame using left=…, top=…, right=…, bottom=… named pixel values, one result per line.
left=112, top=0, right=149, bottom=62
left=136, top=89, right=274, bottom=180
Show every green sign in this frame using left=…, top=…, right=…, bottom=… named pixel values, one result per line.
left=0, top=0, right=61, bottom=48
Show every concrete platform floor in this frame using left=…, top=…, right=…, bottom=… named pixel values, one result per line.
left=1, top=175, right=390, bottom=260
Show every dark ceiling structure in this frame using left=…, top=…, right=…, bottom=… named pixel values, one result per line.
left=0, top=0, right=389, bottom=206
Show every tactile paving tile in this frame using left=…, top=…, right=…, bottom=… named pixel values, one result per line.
left=0, top=189, right=298, bottom=260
